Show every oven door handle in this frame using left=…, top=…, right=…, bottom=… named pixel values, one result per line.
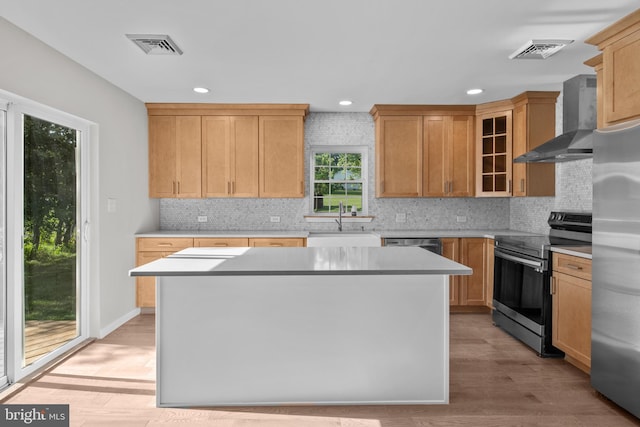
left=495, top=248, right=544, bottom=270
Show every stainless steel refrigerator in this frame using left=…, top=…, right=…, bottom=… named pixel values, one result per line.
left=592, top=118, right=640, bottom=419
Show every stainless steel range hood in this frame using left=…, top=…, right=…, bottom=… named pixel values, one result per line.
left=514, top=74, right=596, bottom=163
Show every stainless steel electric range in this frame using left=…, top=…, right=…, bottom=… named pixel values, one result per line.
left=492, top=211, right=592, bottom=356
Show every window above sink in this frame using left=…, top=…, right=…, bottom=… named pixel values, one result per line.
left=310, top=146, right=368, bottom=216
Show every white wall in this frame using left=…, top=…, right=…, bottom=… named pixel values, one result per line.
left=0, top=18, right=158, bottom=337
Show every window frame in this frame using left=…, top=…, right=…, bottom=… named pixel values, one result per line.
left=309, top=146, right=368, bottom=216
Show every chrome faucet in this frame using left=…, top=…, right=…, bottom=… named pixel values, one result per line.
left=335, top=201, right=343, bottom=232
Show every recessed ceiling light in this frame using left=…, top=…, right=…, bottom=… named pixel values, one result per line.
left=339, top=100, right=353, bottom=106
left=193, top=87, right=210, bottom=94
left=466, top=88, right=483, bottom=95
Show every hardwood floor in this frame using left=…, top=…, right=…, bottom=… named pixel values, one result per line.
left=3, top=313, right=640, bottom=427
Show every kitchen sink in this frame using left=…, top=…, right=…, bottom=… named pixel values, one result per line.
left=306, top=232, right=382, bottom=247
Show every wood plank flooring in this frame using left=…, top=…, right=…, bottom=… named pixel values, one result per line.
left=24, top=320, right=77, bottom=366
left=3, top=313, right=640, bottom=427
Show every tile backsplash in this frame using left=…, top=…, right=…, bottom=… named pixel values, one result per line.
left=161, top=110, right=592, bottom=234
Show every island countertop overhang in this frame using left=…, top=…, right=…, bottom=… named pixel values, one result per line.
left=129, top=246, right=472, bottom=277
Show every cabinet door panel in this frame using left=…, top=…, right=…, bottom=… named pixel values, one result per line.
left=441, top=238, right=460, bottom=305
left=231, top=116, right=259, bottom=197
left=460, top=238, right=486, bottom=306
left=175, top=116, right=202, bottom=198
left=149, top=116, right=177, bottom=197
left=512, top=104, right=527, bottom=197
left=449, top=116, right=474, bottom=197
left=423, top=116, right=447, bottom=197
left=552, top=273, right=592, bottom=368
left=202, top=116, right=230, bottom=197
left=259, top=116, right=304, bottom=197
left=376, top=116, right=422, bottom=197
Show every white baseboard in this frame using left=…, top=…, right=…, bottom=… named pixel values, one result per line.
left=99, top=307, right=141, bottom=339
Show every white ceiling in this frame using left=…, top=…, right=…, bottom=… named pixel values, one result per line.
left=1, top=1, right=637, bottom=112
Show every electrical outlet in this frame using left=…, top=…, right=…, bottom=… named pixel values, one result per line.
left=395, top=213, right=407, bottom=223
left=456, top=215, right=467, bottom=223
left=270, top=216, right=281, bottom=223
left=197, top=215, right=208, bottom=223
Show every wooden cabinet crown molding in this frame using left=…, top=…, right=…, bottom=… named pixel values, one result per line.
left=511, top=91, right=560, bottom=107
left=584, top=53, right=603, bottom=68
left=369, top=104, right=476, bottom=120
left=585, top=9, right=640, bottom=49
left=146, top=103, right=310, bottom=119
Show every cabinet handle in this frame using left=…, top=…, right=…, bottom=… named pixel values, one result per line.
left=300, top=181, right=304, bottom=194
left=158, top=243, right=173, bottom=247
left=213, top=243, right=229, bottom=247
left=449, top=181, right=453, bottom=193
left=550, top=277, right=556, bottom=295
left=269, top=243, right=284, bottom=247
left=520, top=179, right=525, bottom=192
left=566, top=264, right=583, bottom=270
left=227, top=181, right=231, bottom=195
left=508, top=180, right=512, bottom=194
left=177, top=181, right=181, bottom=194
left=232, top=181, right=235, bottom=194
left=172, top=181, right=176, bottom=195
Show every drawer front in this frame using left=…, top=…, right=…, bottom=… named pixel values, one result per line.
left=194, top=238, right=249, bottom=247
left=553, top=253, right=592, bottom=281
left=137, top=237, right=194, bottom=252
left=249, top=238, right=305, bottom=247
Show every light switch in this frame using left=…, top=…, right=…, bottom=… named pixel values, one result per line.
left=107, top=198, right=117, bottom=213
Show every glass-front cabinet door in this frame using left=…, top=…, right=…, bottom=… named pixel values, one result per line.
left=476, top=110, right=512, bottom=197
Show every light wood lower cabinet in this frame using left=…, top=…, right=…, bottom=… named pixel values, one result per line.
left=135, top=238, right=194, bottom=307
left=136, top=236, right=306, bottom=307
left=441, top=237, right=490, bottom=309
left=552, top=253, right=592, bottom=373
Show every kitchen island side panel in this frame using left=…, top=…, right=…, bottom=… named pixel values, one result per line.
left=156, top=274, right=449, bottom=407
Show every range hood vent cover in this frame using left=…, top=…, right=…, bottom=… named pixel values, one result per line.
left=126, top=34, right=183, bottom=55
left=509, top=39, right=573, bottom=60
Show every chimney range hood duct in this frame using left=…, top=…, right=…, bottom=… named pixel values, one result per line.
left=514, top=74, right=597, bottom=163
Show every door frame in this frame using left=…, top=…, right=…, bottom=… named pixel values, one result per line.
left=5, top=94, right=91, bottom=383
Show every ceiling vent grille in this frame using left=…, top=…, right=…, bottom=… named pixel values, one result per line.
left=509, top=39, right=573, bottom=60
left=126, top=34, right=183, bottom=55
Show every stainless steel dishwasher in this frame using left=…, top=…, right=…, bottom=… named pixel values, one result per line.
left=383, top=238, right=442, bottom=255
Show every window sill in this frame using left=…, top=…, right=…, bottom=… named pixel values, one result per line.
left=303, top=215, right=374, bottom=223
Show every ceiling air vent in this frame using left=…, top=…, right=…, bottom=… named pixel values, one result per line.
left=509, top=39, right=573, bottom=60
left=126, top=34, right=183, bottom=55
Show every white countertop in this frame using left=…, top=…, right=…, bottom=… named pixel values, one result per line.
left=129, top=246, right=472, bottom=277
left=135, top=229, right=539, bottom=239
left=550, top=245, right=592, bottom=259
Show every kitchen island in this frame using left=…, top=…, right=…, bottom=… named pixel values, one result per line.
left=129, top=246, right=471, bottom=407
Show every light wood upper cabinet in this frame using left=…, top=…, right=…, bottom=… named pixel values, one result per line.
left=149, top=116, right=202, bottom=198
left=259, top=116, right=305, bottom=198
left=147, top=104, right=308, bottom=199
left=586, top=10, right=640, bottom=126
left=374, top=115, right=423, bottom=197
left=511, top=92, right=558, bottom=197
left=475, top=109, right=512, bottom=197
left=202, top=116, right=259, bottom=197
left=423, top=115, right=474, bottom=197
left=371, top=106, right=475, bottom=198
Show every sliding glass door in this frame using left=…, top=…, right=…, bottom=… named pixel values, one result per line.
left=22, top=114, right=79, bottom=367
left=4, top=98, right=89, bottom=381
